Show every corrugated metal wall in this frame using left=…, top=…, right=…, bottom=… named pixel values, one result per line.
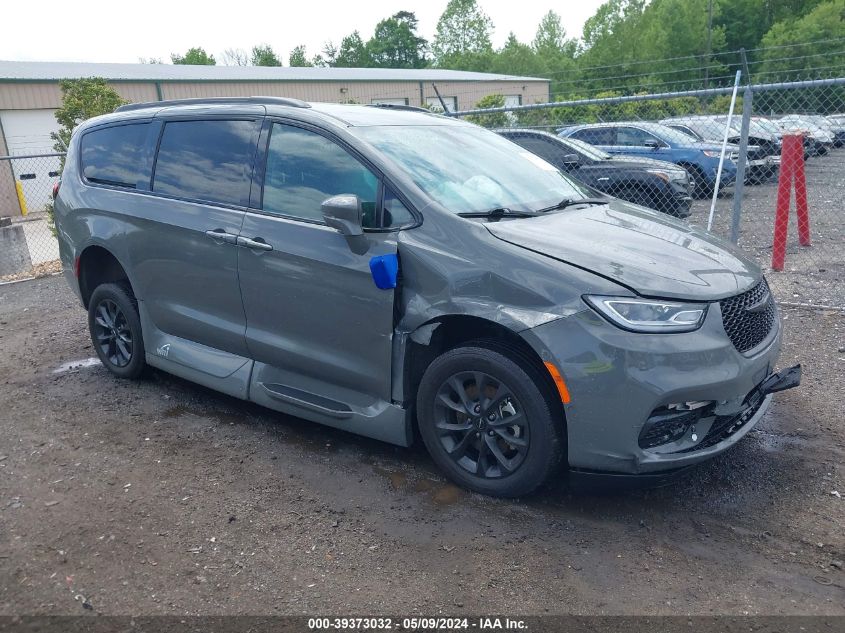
left=0, top=79, right=548, bottom=111
left=0, top=82, right=158, bottom=109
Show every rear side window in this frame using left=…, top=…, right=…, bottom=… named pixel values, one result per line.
left=80, top=123, right=150, bottom=188
left=570, top=127, right=615, bottom=145
left=514, top=136, right=576, bottom=167
left=153, top=120, right=257, bottom=206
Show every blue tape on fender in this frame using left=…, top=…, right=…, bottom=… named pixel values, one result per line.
left=369, top=254, right=399, bottom=290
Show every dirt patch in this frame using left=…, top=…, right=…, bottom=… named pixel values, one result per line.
left=0, top=259, right=62, bottom=284
left=0, top=276, right=843, bottom=616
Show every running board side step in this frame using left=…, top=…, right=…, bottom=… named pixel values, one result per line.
left=260, top=383, right=354, bottom=419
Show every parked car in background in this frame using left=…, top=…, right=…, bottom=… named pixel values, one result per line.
left=496, top=129, right=692, bottom=217
left=798, top=114, right=845, bottom=147
left=775, top=116, right=835, bottom=155
left=827, top=113, right=845, bottom=127
left=559, top=121, right=738, bottom=197
left=661, top=115, right=780, bottom=183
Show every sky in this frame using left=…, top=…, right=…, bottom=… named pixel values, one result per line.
left=0, top=0, right=606, bottom=64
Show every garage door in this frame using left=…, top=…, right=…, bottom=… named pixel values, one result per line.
left=1, top=109, right=62, bottom=215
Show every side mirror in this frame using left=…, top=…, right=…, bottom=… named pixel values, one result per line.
left=561, top=153, right=581, bottom=167
left=644, top=139, right=662, bottom=150
left=321, top=194, right=363, bottom=237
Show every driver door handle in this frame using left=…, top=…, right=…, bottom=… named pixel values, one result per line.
left=237, top=236, right=273, bottom=251
left=205, top=228, right=237, bottom=244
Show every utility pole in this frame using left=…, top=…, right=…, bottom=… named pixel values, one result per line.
left=704, top=0, right=713, bottom=88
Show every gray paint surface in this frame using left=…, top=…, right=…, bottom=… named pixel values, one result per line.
left=54, top=100, right=784, bottom=474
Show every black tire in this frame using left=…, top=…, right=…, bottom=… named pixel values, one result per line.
left=683, top=164, right=711, bottom=198
left=88, top=282, right=146, bottom=379
left=416, top=342, right=563, bottom=497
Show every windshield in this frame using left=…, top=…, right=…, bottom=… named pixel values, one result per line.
left=754, top=118, right=781, bottom=134
left=558, top=136, right=612, bottom=160
left=354, top=124, right=591, bottom=215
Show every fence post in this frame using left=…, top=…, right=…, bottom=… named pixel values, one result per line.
left=731, top=85, right=753, bottom=244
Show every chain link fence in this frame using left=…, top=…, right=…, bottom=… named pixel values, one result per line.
left=1, top=153, right=62, bottom=282
left=2, top=79, right=843, bottom=309
left=453, top=77, right=845, bottom=310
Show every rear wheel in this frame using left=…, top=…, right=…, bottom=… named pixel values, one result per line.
left=88, top=282, right=146, bottom=379
left=416, top=343, right=563, bottom=497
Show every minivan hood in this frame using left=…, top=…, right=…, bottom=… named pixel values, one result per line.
left=485, top=201, right=760, bottom=301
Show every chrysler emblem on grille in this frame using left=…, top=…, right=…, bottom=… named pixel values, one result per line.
left=745, top=291, right=771, bottom=313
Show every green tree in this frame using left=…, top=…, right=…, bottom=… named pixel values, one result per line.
left=251, top=44, right=282, bottom=67
left=431, top=0, right=494, bottom=70
left=531, top=11, right=578, bottom=96
left=366, top=11, right=428, bottom=68
left=288, top=45, right=312, bottom=67
left=47, top=78, right=126, bottom=233
left=170, top=47, right=216, bottom=65
left=464, top=94, right=509, bottom=128
left=757, top=0, right=845, bottom=80
left=334, top=31, right=371, bottom=67
left=490, top=33, right=543, bottom=77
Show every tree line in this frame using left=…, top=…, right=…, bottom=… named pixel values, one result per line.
left=162, top=0, right=844, bottom=100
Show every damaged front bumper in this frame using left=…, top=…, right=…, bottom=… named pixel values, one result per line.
left=521, top=303, right=797, bottom=475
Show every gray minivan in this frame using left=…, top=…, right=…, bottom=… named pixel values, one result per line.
left=54, top=97, right=799, bottom=497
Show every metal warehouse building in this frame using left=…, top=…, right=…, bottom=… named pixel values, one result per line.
left=0, top=61, right=550, bottom=217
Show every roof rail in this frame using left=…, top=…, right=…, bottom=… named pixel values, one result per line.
left=366, top=103, right=432, bottom=114
left=115, top=96, right=311, bottom=113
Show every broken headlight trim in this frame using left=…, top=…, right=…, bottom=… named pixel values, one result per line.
left=584, top=296, right=708, bottom=333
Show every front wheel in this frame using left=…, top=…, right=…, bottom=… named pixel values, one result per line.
left=416, top=343, right=563, bottom=497
left=88, top=282, right=146, bottom=379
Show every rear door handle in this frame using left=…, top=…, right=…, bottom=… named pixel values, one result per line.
left=205, top=228, right=237, bottom=244
left=237, top=236, right=273, bottom=251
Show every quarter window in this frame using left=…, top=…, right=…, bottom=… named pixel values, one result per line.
left=263, top=123, right=379, bottom=226
left=382, top=187, right=414, bottom=228
left=153, top=119, right=257, bottom=206
left=81, top=123, right=150, bottom=188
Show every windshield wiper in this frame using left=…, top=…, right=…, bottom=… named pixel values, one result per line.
left=457, top=207, right=541, bottom=220
left=535, top=197, right=609, bottom=213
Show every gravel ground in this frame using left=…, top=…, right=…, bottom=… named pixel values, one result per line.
left=0, top=276, right=843, bottom=617
left=691, top=148, right=845, bottom=309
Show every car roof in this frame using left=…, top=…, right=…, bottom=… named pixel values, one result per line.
left=78, top=97, right=467, bottom=134
left=564, top=121, right=671, bottom=134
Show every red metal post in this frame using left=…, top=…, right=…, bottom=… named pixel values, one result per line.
left=771, top=135, right=800, bottom=271
left=793, top=143, right=811, bottom=246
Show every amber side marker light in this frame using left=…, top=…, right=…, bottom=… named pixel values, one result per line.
left=543, top=361, right=571, bottom=404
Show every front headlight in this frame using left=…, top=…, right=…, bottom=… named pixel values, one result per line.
left=702, top=150, right=722, bottom=157
left=645, top=169, right=670, bottom=182
left=584, top=296, right=708, bottom=333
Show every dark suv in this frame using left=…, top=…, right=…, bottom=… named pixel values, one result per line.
left=53, top=97, right=799, bottom=497
left=560, top=121, right=739, bottom=196
left=496, top=129, right=693, bottom=217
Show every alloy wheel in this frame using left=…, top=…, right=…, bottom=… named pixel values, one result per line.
left=93, top=299, right=133, bottom=368
left=433, top=371, right=529, bottom=478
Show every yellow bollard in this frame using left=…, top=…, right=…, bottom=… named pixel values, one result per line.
left=15, top=181, right=28, bottom=216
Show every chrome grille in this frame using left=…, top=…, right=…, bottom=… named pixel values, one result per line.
left=719, top=278, right=777, bottom=353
